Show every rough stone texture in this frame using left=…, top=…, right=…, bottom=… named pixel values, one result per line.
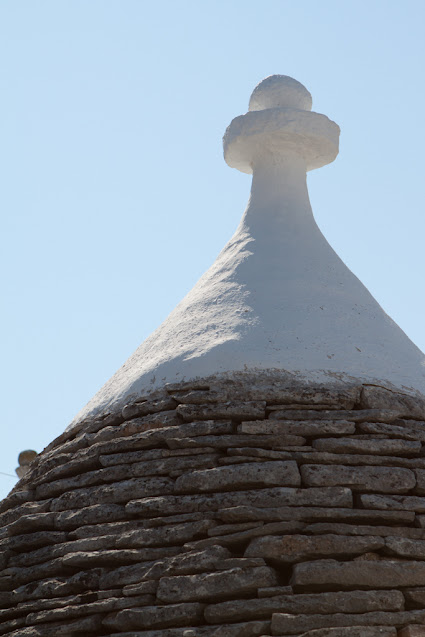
left=359, top=421, right=425, bottom=443
left=244, top=533, right=384, bottom=562
left=404, top=589, right=425, bottom=609
left=204, top=590, right=404, bottom=623
left=398, top=627, right=425, bottom=636
left=291, top=559, right=425, bottom=589
left=126, top=486, right=352, bottom=517
left=305, top=522, right=425, bottom=539
left=103, top=602, right=203, bottom=630
left=298, top=629, right=397, bottom=637
left=157, top=566, right=277, bottom=603
left=176, top=402, right=266, bottom=422
left=185, top=521, right=304, bottom=550
left=218, top=505, right=414, bottom=526
left=121, top=396, right=178, bottom=421
left=50, top=476, right=175, bottom=511
left=312, top=438, right=421, bottom=456
left=384, top=537, right=425, bottom=560
left=6, top=615, right=103, bottom=636
left=359, top=495, right=425, bottom=512
left=2, top=374, right=425, bottom=635
left=300, top=464, right=416, bottom=493
left=239, top=420, right=356, bottom=436
left=115, top=519, right=216, bottom=548
left=271, top=611, right=425, bottom=634
left=107, top=622, right=271, bottom=637
left=258, top=586, right=293, bottom=598
left=174, top=461, right=301, bottom=493
left=414, top=470, right=425, bottom=495
left=361, top=386, right=425, bottom=421
left=271, top=408, right=402, bottom=423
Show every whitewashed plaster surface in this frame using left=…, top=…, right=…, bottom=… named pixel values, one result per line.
left=71, top=75, right=425, bottom=426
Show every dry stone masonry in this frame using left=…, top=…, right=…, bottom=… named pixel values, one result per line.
left=1, top=377, right=425, bottom=636
left=2, top=75, right=425, bottom=636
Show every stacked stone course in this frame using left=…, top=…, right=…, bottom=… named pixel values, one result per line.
left=1, top=373, right=425, bottom=636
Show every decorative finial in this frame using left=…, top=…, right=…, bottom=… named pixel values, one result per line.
left=223, top=74, right=339, bottom=174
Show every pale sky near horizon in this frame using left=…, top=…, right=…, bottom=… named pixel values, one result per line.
left=1, top=0, right=424, bottom=499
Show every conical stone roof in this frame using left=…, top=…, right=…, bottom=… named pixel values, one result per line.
left=71, top=74, right=425, bottom=430
left=2, top=76, right=425, bottom=637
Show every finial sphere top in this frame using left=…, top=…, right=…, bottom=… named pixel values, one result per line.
left=249, top=74, right=312, bottom=112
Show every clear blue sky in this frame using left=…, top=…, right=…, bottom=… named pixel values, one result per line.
left=1, top=0, right=424, bottom=499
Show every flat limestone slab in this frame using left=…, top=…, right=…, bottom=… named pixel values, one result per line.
left=102, top=603, right=203, bottom=630
left=398, top=627, right=425, bottom=637
left=183, top=521, right=304, bottom=552
left=125, top=486, right=353, bottom=517
left=291, top=559, right=425, bottom=589
left=203, top=590, right=403, bottom=624
left=166, top=434, right=306, bottom=450
left=50, top=476, right=175, bottom=512
left=238, top=421, right=355, bottom=436
left=305, top=523, right=425, bottom=539
left=271, top=611, right=425, bottom=634
left=113, top=519, right=215, bottom=548
left=359, top=422, right=425, bottom=442
left=270, top=409, right=400, bottom=423
left=404, top=589, right=425, bottom=608
left=227, top=447, right=425, bottom=470
left=6, top=615, right=103, bottom=637
left=156, top=566, right=277, bottom=603
left=219, top=505, right=415, bottom=526
left=24, top=594, right=154, bottom=626
left=106, top=621, right=270, bottom=636
left=244, top=533, right=384, bottom=562
left=174, top=462, right=301, bottom=493
left=298, top=629, right=397, bottom=637
left=176, top=401, right=266, bottom=422
left=359, top=494, right=425, bottom=512
left=312, top=438, right=421, bottom=456
left=384, top=536, right=425, bottom=559
left=300, top=465, right=416, bottom=493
